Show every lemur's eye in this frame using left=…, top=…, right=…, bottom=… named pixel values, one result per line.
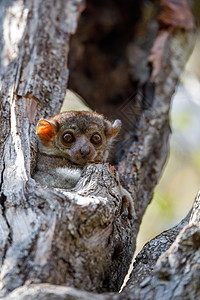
left=62, top=132, right=75, bottom=144
left=90, top=133, right=102, bottom=145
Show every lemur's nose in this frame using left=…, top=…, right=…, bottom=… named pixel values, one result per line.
left=80, top=147, right=90, bottom=157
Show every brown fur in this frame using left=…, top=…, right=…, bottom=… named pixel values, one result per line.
left=33, top=111, right=121, bottom=187
left=36, top=111, right=121, bottom=165
left=33, top=111, right=134, bottom=218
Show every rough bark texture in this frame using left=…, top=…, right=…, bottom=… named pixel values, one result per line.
left=125, top=211, right=191, bottom=291
left=0, top=0, right=197, bottom=299
left=3, top=194, right=200, bottom=300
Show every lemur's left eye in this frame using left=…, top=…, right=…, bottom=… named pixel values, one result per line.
left=62, top=132, right=75, bottom=144
left=90, top=133, right=102, bottom=145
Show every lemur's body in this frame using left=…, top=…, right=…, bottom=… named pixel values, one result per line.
left=33, top=111, right=134, bottom=218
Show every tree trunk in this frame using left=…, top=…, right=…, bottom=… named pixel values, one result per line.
left=0, top=0, right=197, bottom=299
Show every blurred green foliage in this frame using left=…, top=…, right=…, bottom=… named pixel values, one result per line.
left=172, top=111, right=193, bottom=131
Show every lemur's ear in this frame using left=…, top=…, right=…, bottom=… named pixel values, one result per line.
left=36, top=119, right=58, bottom=141
left=105, top=119, right=122, bottom=138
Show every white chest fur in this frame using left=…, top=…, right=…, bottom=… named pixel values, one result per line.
left=33, top=158, right=83, bottom=189
left=56, top=167, right=82, bottom=183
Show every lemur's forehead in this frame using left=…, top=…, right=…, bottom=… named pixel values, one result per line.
left=56, top=111, right=105, bottom=132
left=63, top=120, right=104, bottom=133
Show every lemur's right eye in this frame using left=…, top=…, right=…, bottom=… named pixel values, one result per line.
left=62, top=132, right=75, bottom=144
left=90, top=133, right=102, bottom=145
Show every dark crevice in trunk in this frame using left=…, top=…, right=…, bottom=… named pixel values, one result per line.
left=0, top=161, right=13, bottom=265
left=0, top=161, right=6, bottom=210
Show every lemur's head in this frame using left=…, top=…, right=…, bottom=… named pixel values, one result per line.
left=36, top=111, right=121, bottom=166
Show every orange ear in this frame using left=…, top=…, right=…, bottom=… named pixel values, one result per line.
left=105, top=119, right=122, bottom=138
left=36, top=119, right=57, bottom=141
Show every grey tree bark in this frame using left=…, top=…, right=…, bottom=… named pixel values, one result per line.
left=0, top=0, right=198, bottom=299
